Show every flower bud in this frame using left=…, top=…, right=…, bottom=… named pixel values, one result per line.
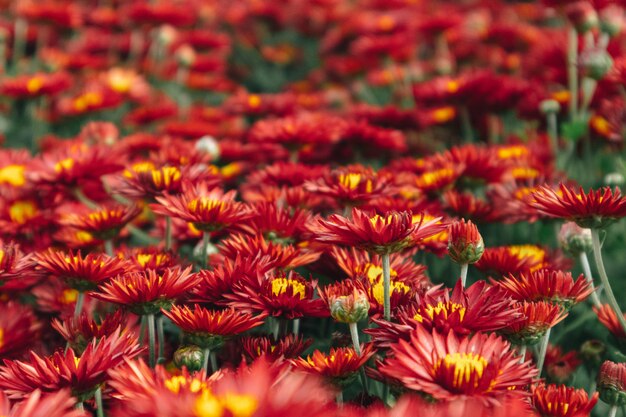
left=565, top=1, right=599, bottom=33
left=540, top=99, right=561, bottom=114
left=598, top=360, right=626, bottom=406
left=447, top=219, right=484, bottom=265
left=579, top=339, right=606, bottom=367
left=605, top=172, right=625, bottom=188
left=600, top=5, right=624, bottom=37
left=176, top=44, right=196, bottom=67
left=579, top=48, right=614, bottom=80
left=558, top=222, right=592, bottom=257
left=173, top=345, right=204, bottom=372
left=329, top=288, right=370, bottom=323
left=195, top=135, right=220, bottom=160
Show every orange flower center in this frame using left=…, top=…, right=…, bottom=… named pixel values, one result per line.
left=61, top=289, right=79, bottom=304
left=446, top=80, right=460, bottom=93
left=247, top=94, right=261, bottom=108
left=26, top=77, right=44, bottom=94
left=0, top=249, right=4, bottom=265
left=431, top=107, right=456, bottom=123
left=497, top=145, right=528, bottom=160
left=415, top=167, right=456, bottom=188
left=54, top=158, right=75, bottom=173
left=152, top=166, right=181, bottom=188
left=73, top=92, right=103, bottom=112
left=9, top=200, right=37, bottom=224
left=271, top=277, right=306, bottom=299
left=0, top=164, right=26, bottom=187
left=123, top=161, right=156, bottom=178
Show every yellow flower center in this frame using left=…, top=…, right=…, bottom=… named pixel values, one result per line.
left=136, top=253, right=168, bottom=268
left=220, top=393, right=258, bottom=417
left=416, top=168, right=456, bottom=188
left=61, top=289, right=79, bottom=304
left=107, top=70, right=133, bottom=93
left=54, top=158, right=75, bottom=173
left=0, top=327, right=3, bottom=348
left=271, top=277, right=306, bottom=299
left=0, top=249, right=4, bottom=265
left=372, top=280, right=410, bottom=305
left=152, top=166, right=181, bottom=188
left=9, top=200, right=37, bottom=224
left=165, top=376, right=207, bottom=394
left=369, top=214, right=394, bottom=226
left=220, top=163, right=242, bottom=179
left=26, top=77, right=44, bottom=94
left=188, top=198, right=225, bottom=213
left=431, top=107, right=456, bottom=123
left=248, top=94, right=261, bottom=108
left=339, top=173, right=363, bottom=190
left=591, top=115, right=611, bottom=136
left=546, top=402, right=570, bottom=415
left=377, top=15, right=396, bottom=31
left=75, top=231, right=95, bottom=243
left=510, top=167, right=539, bottom=180
left=415, top=301, right=466, bottom=323
left=123, top=161, right=156, bottom=178
left=73, top=92, right=103, bottom=112
left=446, top=80, right=460, bottom=93
left=193, top=390, right=223, bottom=417
left=364, top=263, right=397, bottom=283
left=0, top=164, right=26, bottom=187
left=434, top=352, right=488, bottom=390
left=497, top=145, right=528, bottom=160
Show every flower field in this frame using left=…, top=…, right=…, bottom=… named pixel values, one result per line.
left=2, top=0, right=626, bottom=416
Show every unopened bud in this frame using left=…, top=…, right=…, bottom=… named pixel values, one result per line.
left=580, top=339, right=606, bottom=366
left=540, top=99, right=561, bottom=114
left=173, top=345, right=204, bottom=372
left=598, top=360, right=626, bottom=406
left=579, top=48, right=613, bottom=80
left=558, top=222, right=592, bottom=256
left=330, top=289, right=370, bottom=323
left=565, top=1, right=599, bottom=33
left=195, top=135, right=220, bottom=160
left=600, top=5, right=624, bottom=37
left=447, top=219, right=484, bottom=265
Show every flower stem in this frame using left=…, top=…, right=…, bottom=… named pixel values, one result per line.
left=567, top=26, right=579, bottom=121
left=460, top=106, right=473, bottom=143
left=336, top=391, right=343, bottom=405
left=95, top=387, right=105, bottom=417
left=579, top=252, right=601, bottom=308
left=74, top=291, right=85, bottom=318
left=460, top=263, right=468, bottom=287
left=546, top=111, right=558, bottom=153
left=104, top=240, right=114, bottom=257
left=210, top=352, right=218, bottom=373
left=518, top=345, right=527, bottom=364
left=536, top=328, right=551, bottom=377
left=203, top=348, right=211, bottom=374
left=73, top=187, right=99, bottom=209
left=591, top=228, right=626, bottom=335
left=147, top=314, right=156, bottom=367
left=349, top=322, right=370, bottom=395
left=157, top=315, right=165, bottom=361
left=293, top=318, right=300, bottom=335
left=75, top=402, right=84, bottom=411
left=608, top=405, right=618, bottom=417
left=382, top=253, right=391, bottom=321
left=200, top=232, right=210, bottom=270
left=165, top=216, right=173, bottom=250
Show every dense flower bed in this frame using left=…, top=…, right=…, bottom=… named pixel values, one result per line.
left=0, top=0, right=626, bottom=416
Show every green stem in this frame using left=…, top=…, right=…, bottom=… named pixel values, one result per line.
left=349, top=322, right=370, bottom=395
left=73, top=188, right=99, bottom=209
left=203, top=348, right=210, bottom=374
left=547, top=111, right=558, bottom=153
left=12, top=18, right=26, bottom=69
left=200, top=232, right=210, bottom=270
left=460, top=263, right=468, bottom=287
left=74, top=291, right=85, bottom=318
left=104, top=240, right=114, bottom=257
left=95, top=387, right=105, bottom=417
left=536, top=328, right=551, bottom=377
left=580, top=252, right=601, bottom=308
left=608, top=405, right=618, bottom=417
left=165, top=216, right=173, bottom=250
left=518, top=345, right=527, bottom=364
left=591, top=228, right=626, bottom=335
left=210, top=352, right=218, bottom=373
left=147, top=314, right=156, bottom=367
left=567, top=26, right=579, bottom=121
left=75, top=402, right=84, bottom=411
left=336, top=391, right=343, bottom=405
left=293, top=318, right=300, bottom=335
left=460, top=106, right=473, bottom=143
left=382, top=253, right=391, bottom=321
left=157, top=315, right=165, bottom=361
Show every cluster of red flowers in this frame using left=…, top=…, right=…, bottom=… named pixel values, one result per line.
left=2, top=0, right=626, bottom=416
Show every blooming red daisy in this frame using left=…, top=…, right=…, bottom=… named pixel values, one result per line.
left=35, top=249, right=133, bottom=291
left=531, top=383, right=598, bottom=417
left=59, top=203, right=141, bottom=241
left=528, top=183, right=626, bottom=229
left=0, top=302, right=41, bottom=359
left=235, top=202, right=312, bottom=243
left=378, top=325, right=537, bottom=404
left=543, top=344, right=581, bottom=384
left=594, top=304, right=626, bottom=339
left=0, top=389, right=88, bottom=417
left=0, top=242, right=41, bottom=291
left=118, top=246, right=180, bottom=273
left=496, top=269, right=594, bottom=309
left=291, top=345, right=376, bottom=385
left=500, top=301, right=568, bottom=345
left=90, top=266, right=199, bottom=315
left=162, top=304, right=265, bottom=350
left=152, top=183, right=254, bottom=232
left=311, top=208, right=446, bottom=254
left=51, top=310, right=133, bottom=354
left=0, top=329, right=143, bottom=400
left=240, top=334, right=313, bottom=362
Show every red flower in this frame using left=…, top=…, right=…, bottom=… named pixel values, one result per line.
left=291, top=345, right=375, bottom=384
left=544, top=345, right=581, bottom=384
left=118, top=247, right=180, bottom=273
left=528, top=183, right=626, bottom=228
left=311, top=208, right=446, bottom=254
left=0, top=389, right=88, bottom=417
left=241, top=334, right=313, bottom=361
left=531, top=384, right=598, bottom=417
left=152, top=183, right=254, bottom=232
left=90, top=266, right=199, bottom=315
left=0, top=242, right=41, bottom=291
left=59, top=203, right=141, bottom=240
left=0, top=72, right=71, bottom=99
left=162, top=305, right=265, bottom=349
left=34, top=249, right=133, bottom=291
left=235, top=202, right=312, bottom=243
left=500, top=301, right=568, bottom=345
left=0, top=302, right=41, bottom=359
left=378, top=325, right=537, bottom=404
left=496, top=269, right=594, bottom=309
left=447, top=219, right=484, bottom=265
left=594, top=304, right=626, bottom=339
left=598, top=361, right=626, bottom=406
left=0, top=329, right=143, bottom=400
left=51, top=311, right=133, bottom=354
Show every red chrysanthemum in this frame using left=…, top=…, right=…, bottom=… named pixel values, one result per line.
left=90, top=266, right=200, bottom=315
left=0, top=329, right=143, bottom=400
left=0, top=389, right=88, bottom=417
left=594, top=304, right=626, bottom=339
left=500, top=301, right=568, bottom=345
left=51, top=311, right=133, bottom=354
left=496, top=269, right=594, bottom=309
left=152, top=183, right=254, bottom=232
left=0, top=302, right=41, bottom=359
left=118, top=247, right=180, bottom=273
left=291, top=344, right=376, bottom=384
left=0, top=242, right=41, bottom=291
left=240, top=334, right=313, bottom=362
left=311, top=208, right=446, bottom=254
left=162, top=304, right=265, bottom=350
left=379, top=325, right=537, bottom=405
left=528, top=183, right=626, bottom=229
left=35, top=249, right=133, bottom=291
left=531, top=383, right=598, bottom=417
left=59, top=204, right=141, bottom=240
